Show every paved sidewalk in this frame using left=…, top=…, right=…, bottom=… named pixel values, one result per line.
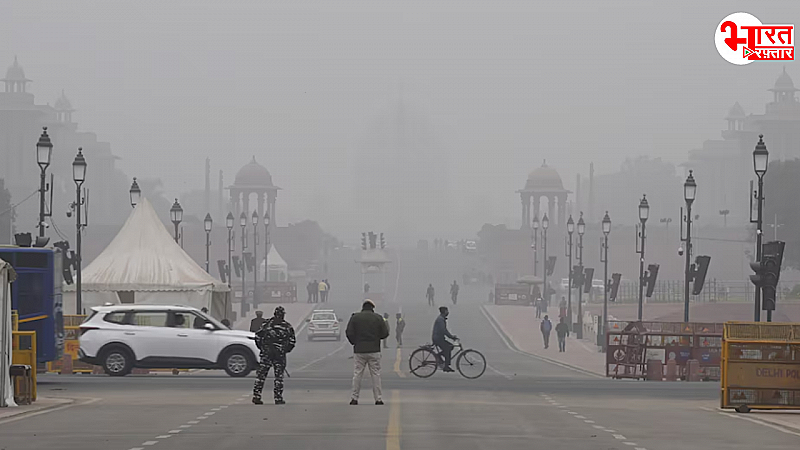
left=483, top=304, right=605, bottom=376
left=0, top=396, right=74, bottom=421
left=233, top=302, right=316, bottom=331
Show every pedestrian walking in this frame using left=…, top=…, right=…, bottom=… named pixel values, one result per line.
left=249, top=310, right=267, bottom=333
left=450, top=281, right=459, bottom=305
left=312, top=280, right=319, bottom=303
left=306, top=282, right=314, bottom=303
left=346, top=300, right=389, bottom=405
left=540, top=315, right=552, bottom=350
left=556, top=316, right=569, bottom=352
left=395, top=313, right=405, bottom=347
left=558, top=296, right=567, bottom=320
left=252, top=306, right=296, bottom=405
left=426, top=284, right=435, bottom=306
left=324, top=279, right=331, bottom=302
left=318, top=279, right=328, bottom=303
left=535, top=297, right=543, bottom=318
left=382, top=312, right=390, bottom=349
left=364, top=282, right=370, bottom=293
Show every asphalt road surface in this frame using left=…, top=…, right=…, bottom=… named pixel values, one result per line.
left=2, top=248, right=799, bottom=449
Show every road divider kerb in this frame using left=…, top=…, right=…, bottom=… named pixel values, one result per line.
left=480, top=305, right=604, bottom=378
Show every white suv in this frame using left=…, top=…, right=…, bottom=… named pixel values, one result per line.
left=79, top=305, right=259, bottom=377
left=306, top=310, right=342, bottom=341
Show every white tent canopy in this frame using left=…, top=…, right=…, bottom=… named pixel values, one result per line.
left=64, top=198, right=229, bottom=316
left=0, top=259, right=16, bottom=408
left=259, top=246, right=288, bottom=282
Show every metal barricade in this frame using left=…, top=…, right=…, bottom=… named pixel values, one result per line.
left=11, top=331, right=37, bottom=401
left=721, top=322, right=800, bottom=412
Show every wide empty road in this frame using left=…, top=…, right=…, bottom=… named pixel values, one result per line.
left=3, top=248, right=799, bottom=449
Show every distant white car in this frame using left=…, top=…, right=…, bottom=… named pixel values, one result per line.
left=306, top=310, right=342, bottom=341
left=79, top=304, right=259, bottom=377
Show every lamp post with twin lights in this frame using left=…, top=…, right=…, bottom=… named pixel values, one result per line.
left=540, top=214, right=549, bottom=311
left=170, top=199, right=183, bottom=245
left=600, top=211, right=611, bottom=342
left=751, top=135, right=769, bottom=322
left=204, top=213, right=213, bottom=273
left=682, top=171, right=697, bottom=322
left=72, top=149, right=87, bottom=314
left=636, top=195, right=650, bottom=321
left=252, top=211, right=260, bottom=307
left=226, top=212, right=234, bottom=289
left=239, top=212, right=248, bottom=317
left=36, top=128, right=53, bottom=240
left=576, top=213, right=585, bottom=339
left=565, top=215, right=574, bottom=330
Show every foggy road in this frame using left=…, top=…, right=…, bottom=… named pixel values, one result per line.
left=3, top=249, right=800, bottom=450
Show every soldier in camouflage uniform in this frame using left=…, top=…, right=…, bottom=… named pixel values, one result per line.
left=252, top=306, right=296, bottom=405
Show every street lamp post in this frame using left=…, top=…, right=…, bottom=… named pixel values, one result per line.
left=752, top=135, right=769, bottom=322
left=682, top=171, right=697, bottom=323
left=636, top=194, right=650, bottom=321
left=169, top=199, right=183, bottom=244
left=576, top=212, right=585, bottom=339
left=240, top=212, right=247, bottom=318
left=600, top=211, right=611, bottom=347
left=36, top=127, right=53, bottom=238
left=204, top=213, right=213, bottom=273
left=565, top=215, right=574, bottom=331
left=129, top=178, right=141, bottom=208
left=252, top=211, right=259, bottom=308
left=532, top=216, right=539, bottom=277
left=72, top=148, right=87, bottom=314
left=541, top=214, right=549, bottom=312
left=264, top=212, right=270, bottom=283
left=226, top=212, right=234, bottom=289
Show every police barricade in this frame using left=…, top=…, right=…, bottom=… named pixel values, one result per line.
left=11, top=330, right=37, bottom=401
left=260, top=282, right=297, bottom=303
left=494, top=284, right=534, bottom=306
left=606, top=321, right=723, bottom=381
left=48, top=315, right=96, bottom=374
left=722, top=322, right=800, bottom=412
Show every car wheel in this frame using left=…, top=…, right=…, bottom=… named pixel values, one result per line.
left=101, top=346, right=133, bottom=377
left=223, top=348, right=253, bottom=377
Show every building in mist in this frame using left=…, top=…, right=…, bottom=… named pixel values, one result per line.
left=517, top=161, right=570, bottom=228
left=687, top=68, right=800, bottom=226
left=351, top=98, right=450, bottom=245
left=0, top=57, right=129, bottom=239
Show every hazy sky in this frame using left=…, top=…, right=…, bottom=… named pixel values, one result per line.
left=2, top=1, right=798, bottom=238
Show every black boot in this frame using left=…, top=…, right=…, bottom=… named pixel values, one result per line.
left=252, top=397, right=263, bottom=405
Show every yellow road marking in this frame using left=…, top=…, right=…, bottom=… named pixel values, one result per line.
left=386, top=390, right=401, bottom=450
left=393, top=348, right=405, bottom=378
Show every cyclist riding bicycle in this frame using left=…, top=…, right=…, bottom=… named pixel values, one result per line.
left=432, top=306, right=458, bottom=372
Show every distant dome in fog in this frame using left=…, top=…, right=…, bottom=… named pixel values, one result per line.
left=3, top=56, right=28, bottom=82
left=234, top=156, right=274, bottom=187
left=525, top=161, right=565, bottom=191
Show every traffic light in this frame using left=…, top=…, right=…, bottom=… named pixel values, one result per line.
left=608, top=273, right=622, bottom=301
left=53, top=241, right=75, bottom=285
left=644, top=264, right=659, bottom=297
left=380, top=233, right=386, bottom=249
left=691, top=255, right=711, bottom=295
left=752, top=241, right=786, bottom=311
left=361, top=233, right=367, bottom=250
left=232, top=255, right=241, bottom=278
left=369, top=232, right=377, bottom=250
left=217, top=260, right=228, bottom=284
left=583, top=267, right=594, bottom=294
left=244, top=252, right=254, bottom=273
left=572, top=265, right=583, bottom=288
left=546, top=256, right=557, bottom=276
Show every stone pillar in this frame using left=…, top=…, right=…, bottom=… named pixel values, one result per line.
left=558, top=194, right=567, bottom=226
left=242, top=191, right=251, bottom=218
left=548, top=195, right=555, bottom=223
left=267, top=192, right=277, bottom=230
left=257, top=191, right=265, bottom=223
left=533, top=195, right=541, bottom=221
left=520, top=194, right=530, bottom=229
left=230, top=190, right=240, bottom=221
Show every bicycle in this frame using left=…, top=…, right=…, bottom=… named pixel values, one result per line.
left=408, top=341, right=486, bottom=379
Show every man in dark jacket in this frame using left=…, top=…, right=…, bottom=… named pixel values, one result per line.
left=346, top=299, right=389, bottom=405
left=252, top=306, right=296, bottom=405
left=555, top=316, right=569, bottom=352
left=249, top=310, right=267, bottom=333
left=432, top=306, right=458, bottom=372
left=426, top=284, right=435, bottom=306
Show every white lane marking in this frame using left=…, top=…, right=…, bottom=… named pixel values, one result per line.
left=211, top=407, right=221, bottom=411
left=635, top=448, right=647, bottom=450
left=168, top=429, right=182, bottom=433
left=551, top=403, right=561, bottom=406
left=179, top=425, right=192, bottom=428
left=187, top=421, right=199, bottom=424
left=613, top=434, right=627, bottom=440
left=155, top=435, right=172, bottom=439
left=204, top=412, right=215, bottom=416
left=487, top=363, right=514, bottom=380
left=567, top=411, right=577, bottom=415
left=197, top=416, right=208, bottom=420
left=479, top=305, right=603, bottom=378
left=718, top=412, right=800, bottom=437
left=604, top=429, right=616, bottom=433
left=142, top=442, right=158, bottom=446
left=574, top=415, right=586, bottom=419
left=220, top=405, right=229, bottom=409
left=292, top=344, right=346, bottom=372
left=584, top=420, right=595, bottom=423
left=592, top=425, right=604, bottom=429
left=129, top=448, right=145, bottom=450
left=624, top=443, right=638, bottom=446
left=558, top=405, right=567, bottom=408
left=0, top=397, right=101, bottom=426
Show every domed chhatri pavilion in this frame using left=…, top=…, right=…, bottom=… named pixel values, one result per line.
left=228, top=157, right=280, bottom=229
left=517, top=161, right=571, bottom=229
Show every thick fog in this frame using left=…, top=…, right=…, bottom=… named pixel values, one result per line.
left=2, top=1, right=798, bottom=242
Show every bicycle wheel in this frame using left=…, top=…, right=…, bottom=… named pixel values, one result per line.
left=456, top=349, right=486, bottom=379
left=409, top=347, right=439, bottom=378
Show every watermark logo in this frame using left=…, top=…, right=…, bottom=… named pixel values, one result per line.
left=715, top=12, right=794, bottom=65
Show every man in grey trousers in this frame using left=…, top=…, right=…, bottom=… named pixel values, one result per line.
left=346, top=299, right=390, bottom=405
